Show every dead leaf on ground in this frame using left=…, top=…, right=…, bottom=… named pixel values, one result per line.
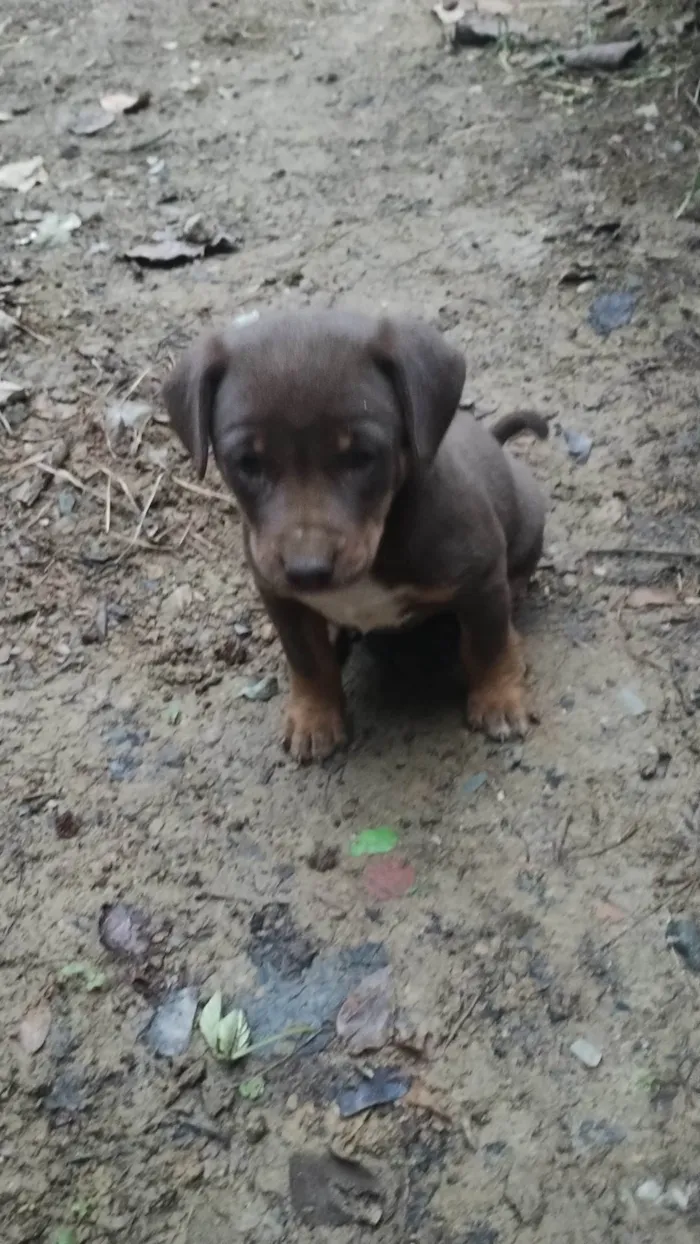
left=54, top=809, right=80, bottom=839
left=70, top=109, right=116, bottom=136
left=289, top=1151, right=385, bottom=1227
left=0, top=157, right=47, bottom=192
left=336, top=966, right=393, bottom=1054
left=626, top=586, right=678, bottom=609
left=363, top=855, right=416, bottom=901
left=19, top=1003, right=52, bottom=1053
left=123, top=235, right=241, bottom=267
left=560, top=39, right=644, bottom=71
left=405, top=1079, right=453, bottom=1122
left=100, top=89, right=151, bottom=115
left=98, top=901, right=152, bottom=959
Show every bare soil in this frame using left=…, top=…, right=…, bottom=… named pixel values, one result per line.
left=3, top=1, right=700, bottom=1241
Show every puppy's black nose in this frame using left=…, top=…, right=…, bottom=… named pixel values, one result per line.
left=285, top=557, right=334, bottom=592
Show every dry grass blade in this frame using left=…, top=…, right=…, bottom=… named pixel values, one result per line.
left=173, top=476, right=235, bottom=505
left=117, top=472, right=164, bottom=562
left=105, top=473, right=111, bottom=534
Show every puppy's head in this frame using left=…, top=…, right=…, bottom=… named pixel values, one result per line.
left=163, top=311, right=465, bottom=595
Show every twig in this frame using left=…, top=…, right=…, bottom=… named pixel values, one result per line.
left=172, top=476, right=235, bottom=505
left=2, top=311, right=50, bottom=347
left=125, top=472, right=163, bottom=548
left=104, top=473, right=111, bottom=535
left=601, top=878, right=694, bottom=952
left=442, top=986, right=491, bottom=1050
left=589, top=546, right=700, bottom=564
left=0, top=411, right=13, bottom=437
left=574, top=822, right=639, bottom=859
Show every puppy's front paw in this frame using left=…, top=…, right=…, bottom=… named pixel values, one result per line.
left=284, top=694, right=347, bottom=763
left=467, top=678, right=530, bottom=742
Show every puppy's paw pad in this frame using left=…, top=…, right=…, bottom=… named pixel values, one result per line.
left=284, top=699, right=347, bottom=763
left=467, top=683, right=530, bottom=742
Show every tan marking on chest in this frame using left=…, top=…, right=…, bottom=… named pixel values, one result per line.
left=297, top=579, right=454, bottom=633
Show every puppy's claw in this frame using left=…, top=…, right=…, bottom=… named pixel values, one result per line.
left=466, top=682, right=530, bottom=742
left=284, top=696, right=347, bottom=763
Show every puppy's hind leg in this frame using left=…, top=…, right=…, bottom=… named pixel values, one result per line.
left=456, top=564, right=529, bottom=741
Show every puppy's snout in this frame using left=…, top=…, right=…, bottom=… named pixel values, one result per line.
left=284, top=554, right=335, bottom=592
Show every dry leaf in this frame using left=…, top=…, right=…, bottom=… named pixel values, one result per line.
left=101, top=90, right=151, bottom=115
left=626, top=587, right=678, bottom=609
left=336, top=966, right=393, bottom=1054
left=70, top=109, right=115, bottom=136
left=19, top=1003, right=52, bottom=1053
left=405, top=1079, right=453, bottom=1122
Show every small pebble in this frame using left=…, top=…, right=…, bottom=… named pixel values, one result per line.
left=245, top=1113, right=269, bottom=1145
left=619, top=687, right=647, bottom=717
left=571, top=1038, right=602, bottom=1068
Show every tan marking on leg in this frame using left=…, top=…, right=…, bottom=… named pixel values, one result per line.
left=281, top=611, right=347, bottom=762
left=461, top=623, right=529, bottom=741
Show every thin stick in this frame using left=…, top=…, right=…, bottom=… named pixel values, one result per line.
left=132, top=472, right=163, bottom=544
left=574, top=822, right=639, bottom=859
left=104, top=473, right=111, bottom=535
left=32, top=463, right=105, bottom=502
left=589, top=546, right=700, bottom=564
left=2, top=311, right=50, bottom=347
left=0, top=411, right=13, bottom=437
left=172, top=476, right=235, bottom=505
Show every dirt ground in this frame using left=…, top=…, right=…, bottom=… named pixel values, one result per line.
left=4, top=0, right=700, bottom=1240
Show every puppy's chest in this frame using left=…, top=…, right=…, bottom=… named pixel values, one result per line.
left=297, top=578, right=451, bottom=633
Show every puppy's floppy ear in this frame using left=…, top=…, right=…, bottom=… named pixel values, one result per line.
left=372, top=317, right=466, bottom=468
left=162, top=334, right=229, bottom=480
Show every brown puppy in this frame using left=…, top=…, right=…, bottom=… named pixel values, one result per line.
left=163, top=309, right=547, bottom=761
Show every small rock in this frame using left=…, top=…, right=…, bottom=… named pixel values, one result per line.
left=157, top=742, right=186, bottom=770
left=636, top=1178, right=664, bottom=1204
left=666, top=917, right=700, bottom=973
left=563, top=428, right=593, bottom=465
left=245, top=1113, right=269, bottom=1144
left=576, top=1118, right=626, bottom=1151
left=571, top=1038, right=602, bottom=1068
left=639, top=746, right=670, bottom=780
left=619, top=687, right=647, bottom=717
left=57, top=488, right=76, bottom=516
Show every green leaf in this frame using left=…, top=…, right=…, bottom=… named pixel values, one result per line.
left=58, top=962, right=107, bottom=991
left=165, top=702, right=182, bottom=725
left=198, top=991, right=222, bottom=1053
left=216, top=1007, right=250, bottom=1061
left=239, top=1074, right=265, bottom=1100
left=54, top=1230, right=78, bottom=1244
left=349, top=827, right=398, bottom=857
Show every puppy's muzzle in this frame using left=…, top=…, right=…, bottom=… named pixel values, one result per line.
left=284, top=553, right=335, bottom=592
left=281, top=527, right=341, bottom=592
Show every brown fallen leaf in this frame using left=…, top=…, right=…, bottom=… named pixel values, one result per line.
left=336, top=966, right=393, bottom=1054
left=405, top=1079, right=453, bottom=1122
left=100, top=90, right=151, bottom=115
left=626, top=586, right=678, bottom=609
left=54, top=809, right=80, bottom=839
left=19, top=1003, right=52, bottom=1053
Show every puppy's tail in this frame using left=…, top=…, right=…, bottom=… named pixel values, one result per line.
left=491, top=412, right=549, bottom=445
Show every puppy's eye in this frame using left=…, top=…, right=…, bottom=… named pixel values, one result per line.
left=337, top=447, right=376, bottom=472
left=236, top=452, right=265, bottom=479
